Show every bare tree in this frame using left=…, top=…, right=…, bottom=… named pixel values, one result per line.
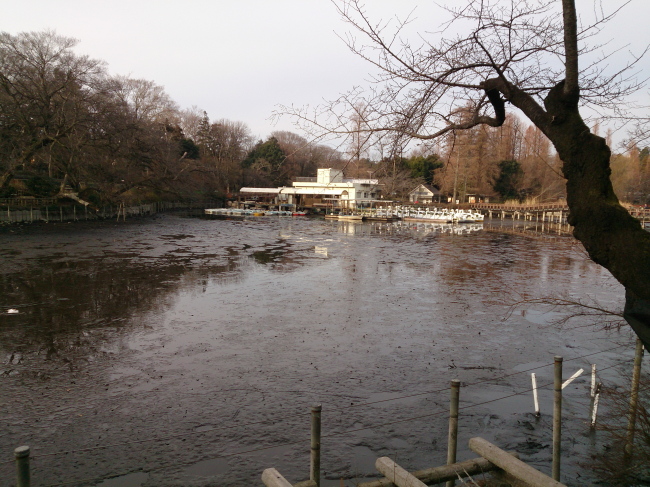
left=281, top=0, right=650, bottom=347
left=0, top=31, right=107, bottom=180
left=178, top=105, right=205, bottom=142
left=113, top=76, right=179, bottom=124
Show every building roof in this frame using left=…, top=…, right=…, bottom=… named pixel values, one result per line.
left=286, top=188, right=348, bottom=195
left=240, top=188, right=281, bottom=194
left=239, top=187, right=348, bottom=196
left=409, top=183, right=441, bottom=195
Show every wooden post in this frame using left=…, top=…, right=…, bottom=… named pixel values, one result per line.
left=469, top=438, right=565, bottom=487
left=375, top=458, right=427, bottom=487
left=625, top=339, right=644, bottom=457
left=358, top=454, right=519, bottom=487
left=552, top=356, right=562, bottom=481
left=446, top=380, right=460, bottom=487
left=311, top=404, right=321, bottom=487
left=46, top=206, right=48, bottom=222
left=262, top=468, right=294, bottom=487
left=532, top=373, right=540, bottom=416
left=15, top=445, right=30, bottom=487
left=60, top=206, right=63, bottom=222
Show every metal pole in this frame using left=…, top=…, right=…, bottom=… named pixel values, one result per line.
left=310, top=404, right=322, bottom=487
left=552, top=356, right=562, bottom=481
left=15, top=445, right=30, bottom=487
left=446, top=379, right=460, bottom=487
left=625, top=339, right=644, bottom=457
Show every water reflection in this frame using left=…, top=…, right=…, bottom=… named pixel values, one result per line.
left=330, top=220, right=484, bottom=237
left=0, top=255, right=250, bottom=372
left=0, top=217, right=597, bottom=377
left=0, top=215, right=630, bottom=486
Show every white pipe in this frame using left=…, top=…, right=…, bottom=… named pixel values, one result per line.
left=561, top=368, right=584, bottom=389
left=531, top=373, right=540, bottom=416
left=591, top=364, right=596, bottom=398
left=591, top=390, right=600, bottom=427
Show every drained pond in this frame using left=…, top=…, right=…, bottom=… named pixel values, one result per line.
left=0, top=213, right=640, bottom=486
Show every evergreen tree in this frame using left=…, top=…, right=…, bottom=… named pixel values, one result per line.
left=241, top=137, right=288, bottom=186
left=196, top=111, right=219, bottom=157
left=406, top=155, right=443, bottom=185
left=493, top=160, right=522, bottom=201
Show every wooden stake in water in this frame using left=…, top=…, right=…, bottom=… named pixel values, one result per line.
left=446, top=379, right=460, bottom=487
left=625, top=339, right=644, bottom=457
left=552, top=356, right=562, bottom=481
left=311, top=404, right=322, bottom=487
left=15, top=445, right=30, bottom=487
left=531, top=373, right=540, bottom=417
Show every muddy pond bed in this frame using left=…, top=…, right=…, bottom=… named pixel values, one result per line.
left=0, top=213, right=641, bottom=486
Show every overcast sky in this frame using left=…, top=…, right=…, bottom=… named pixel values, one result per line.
left=2, top=1, right=648, bottom=143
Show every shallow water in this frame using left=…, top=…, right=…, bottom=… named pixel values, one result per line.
left=0, top=214, right=639, bottom=486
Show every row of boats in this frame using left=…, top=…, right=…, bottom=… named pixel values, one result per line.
left=328, top=207, right=485, bottom=223
left=205, top=206, right=485, bottom=223
left=395, top=207, right=485, bottom=223
left=205, top=208, right=307, bottom=217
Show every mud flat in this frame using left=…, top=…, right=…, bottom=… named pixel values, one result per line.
left=0, top=214, right=638, bottom=486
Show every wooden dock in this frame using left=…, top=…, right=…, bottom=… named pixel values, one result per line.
left=471, top=203, right=570, bottom=223
left=472, top=202, right=650, bottom=227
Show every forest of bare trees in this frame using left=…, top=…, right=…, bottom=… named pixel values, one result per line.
left=1, top=30, right=648, bottom=207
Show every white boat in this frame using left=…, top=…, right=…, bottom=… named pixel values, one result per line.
left=403, top=207, right=484, bottom=223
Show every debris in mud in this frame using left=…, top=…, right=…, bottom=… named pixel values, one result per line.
left=5, top=352, right=22, bottom=365
left=518, top=420, right=535, bottom=431
left=516, top=439, right=549, bottom=454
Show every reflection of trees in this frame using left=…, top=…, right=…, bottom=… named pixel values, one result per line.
left=0, top=252, right=247, bottom=361
left=248, top=239, right=306, bottom=272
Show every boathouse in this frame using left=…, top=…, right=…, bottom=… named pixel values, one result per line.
left=239, top=168, right=382, bottom=210
left=408, top=183, right=442, bottom=204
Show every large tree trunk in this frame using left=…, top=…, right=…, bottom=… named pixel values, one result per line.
left=542, top=82, right=650, bottom=347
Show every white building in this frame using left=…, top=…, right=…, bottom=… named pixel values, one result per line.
left=408, top=183, right=442, bottom=204
left=240, top=168, right=382, bottom=209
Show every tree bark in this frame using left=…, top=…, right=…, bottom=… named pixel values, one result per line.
left=541, top=81, right=650, bottom=348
